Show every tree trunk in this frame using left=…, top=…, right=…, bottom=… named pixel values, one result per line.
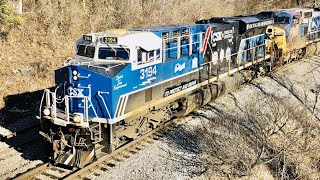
left=17, top=0, right=23, bottom=14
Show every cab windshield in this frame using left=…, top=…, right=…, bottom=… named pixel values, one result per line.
left=98, top=47, right=130, bottom=60
left=77, top=45, right=95, bottom=58
left=274, top=16, right=290, bottom=24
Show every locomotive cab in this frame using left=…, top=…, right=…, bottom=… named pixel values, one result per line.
left=264, top=10, right=308, bottom=63
left=265, top=26, right=287, bottom=55
left=72, top=31, right=133, bottom=65
left=69, top=30, right=163, bottom=69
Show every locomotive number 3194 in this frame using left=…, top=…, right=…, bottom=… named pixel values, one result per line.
left=140, top=66, right=157, bottom=80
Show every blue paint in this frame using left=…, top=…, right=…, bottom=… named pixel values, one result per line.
left=238, top=35, right=265, bottom=63
left=54, top=24, right=207, bottom=120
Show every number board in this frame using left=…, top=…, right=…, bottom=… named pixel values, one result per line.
left=103, top=37, right=118, bottom=43
left=83, top=35, right=92, bottom=42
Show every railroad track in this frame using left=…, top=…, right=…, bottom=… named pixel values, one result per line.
left=14, top=162, right=73, bottom=180
left=14, top=116, right=190, bottom=180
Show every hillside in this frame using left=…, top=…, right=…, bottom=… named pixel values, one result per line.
left=0, top=0, right=314, bottom=108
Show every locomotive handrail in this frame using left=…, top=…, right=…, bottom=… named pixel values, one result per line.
left=164, top=32, right=204, bottom=41
left=87, top=64, right=107, bottom=71
left=97, top=91, right=112, bottom=120
left=87, top=98, right=102, bottom=141
left=165, top=41, right=201, bottom=51
left=71, top=62, right=127, bottom=71
left=78, top=74, right=91, bottom=79
left=65, top=96, right=70, bottom=123
left=92, top=59, right=130, bottom=64
left=88, top=63, right=126, bottom=71
left=308, top=29, right=320, bottom=34
left=38, top=89, right=49, bottom=120
left=307, top=29, right=320, bottom=40
left=201, top=43, right=266, bottom=66
left=52, top=86, right=61, bottom=119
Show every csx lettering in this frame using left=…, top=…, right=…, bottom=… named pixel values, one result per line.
left=211, top=31, right=222, bottom=43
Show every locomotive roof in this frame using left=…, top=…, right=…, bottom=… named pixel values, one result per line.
left=85, top=29, right=140, bottom=37
left=283, top=8, right=312, bottom=11
left=234, top=16, right=264, bottom=23
left=207, top=22, right=231, bottom=27
left=131, top=24, right=198, bottom=32
left=258, top=10, right=300, bottom=19
left=207, top=14, right=272, bottom=24
left=275, top=10, right=301, bottom=18
left=230, top=15, right=271, bottom=23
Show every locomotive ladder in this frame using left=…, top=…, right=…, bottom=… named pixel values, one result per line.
left=74, top=85, right=104, bottom=144
left=64, top=86, right=107, bottom=163
left=44, top=85, right=105, bottom=144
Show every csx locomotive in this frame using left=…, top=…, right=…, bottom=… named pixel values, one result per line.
left=39, top=7, right=320, bottom=167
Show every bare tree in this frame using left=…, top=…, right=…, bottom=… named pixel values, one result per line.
left=16, top=0, right=22, bottom=14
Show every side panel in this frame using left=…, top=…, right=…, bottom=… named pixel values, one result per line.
left=310, top=12, right=320, bottom=40
left=112, top=55, right=200, bottom=117
left=238, top=34, right=265, bottom=64
left=204, top=22, right=240, bottom=75
left=124, top=71, right=199, bottom=115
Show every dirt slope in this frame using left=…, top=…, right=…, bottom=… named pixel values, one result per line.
left=91, top=56, right=320, bottom=180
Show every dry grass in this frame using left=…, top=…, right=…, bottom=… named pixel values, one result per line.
left=0, top=0, right=238, bottom=108
left=0, top=0, right=310, bottom=108
left=165, top=88, right=320, bottom=179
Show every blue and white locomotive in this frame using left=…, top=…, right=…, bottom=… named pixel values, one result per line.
left=40, top=25, right=207, bottom=167
left=40, top=12, right=281, bottom=167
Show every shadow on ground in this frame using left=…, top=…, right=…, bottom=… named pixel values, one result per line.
left=0, top=88, right=53, bottom=161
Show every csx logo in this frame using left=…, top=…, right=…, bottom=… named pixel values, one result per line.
left=68, top=87, right=84, bottom=97
left=211, top=32, right=223, bottom=43
left=211, top=29, right=234, bottom=44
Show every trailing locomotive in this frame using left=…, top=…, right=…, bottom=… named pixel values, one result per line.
left=39, top=7, right=320, bottom=168
left=261, top=8, right=320, bottom=63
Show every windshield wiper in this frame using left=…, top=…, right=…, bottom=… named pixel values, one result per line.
left=119, top=45, right=130, bottom=54
left=107, top=44, right=118, bottom=58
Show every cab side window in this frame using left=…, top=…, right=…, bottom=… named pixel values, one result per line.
left=137, top=47, right=160, bottom=65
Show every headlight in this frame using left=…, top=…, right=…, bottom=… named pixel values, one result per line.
left=73, top=113, right=83, bottom=123
left=72, top=70, right=78, bottom=76
left=43, top=108, right=50, bottom=116
left=73, top=75, right=78, bottom=81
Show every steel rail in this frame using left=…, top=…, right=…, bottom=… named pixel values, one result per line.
left=15, top=163, right=51, bottom=180
left=64, top=117, right=185, bottom=180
